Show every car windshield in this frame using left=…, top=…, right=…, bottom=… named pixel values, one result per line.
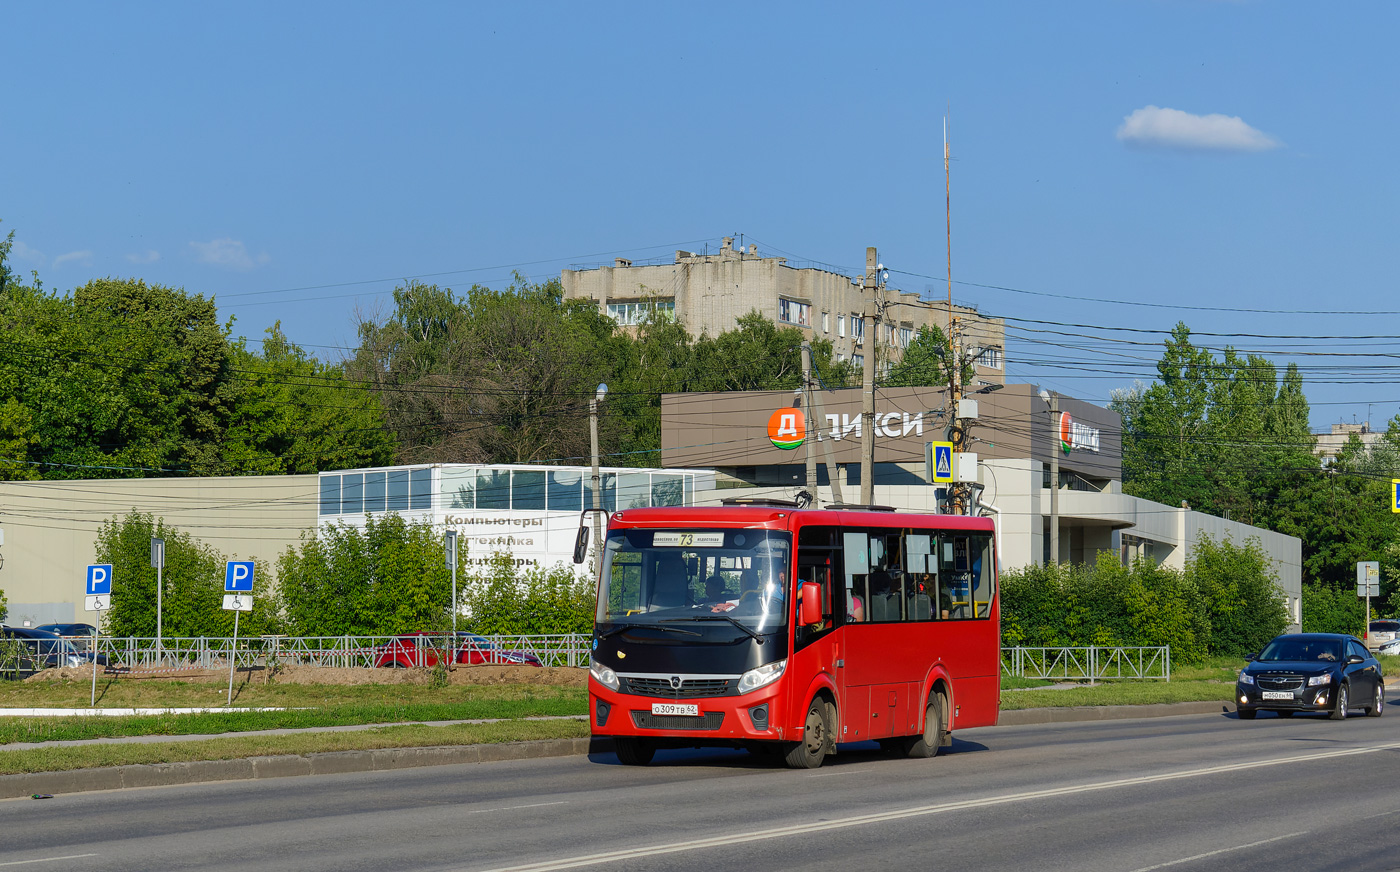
left=597, top=528, right=791, bottom=636
left=1258, top=638, right=1342, bottom=662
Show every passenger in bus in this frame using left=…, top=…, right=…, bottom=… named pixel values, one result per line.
left=846, top=592, right=865, bottom=622
left=867, top=571, right=896, bottom=621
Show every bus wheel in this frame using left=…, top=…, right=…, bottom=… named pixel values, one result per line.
left=902, top=694, right=946, bottom=759
left=784, top=699, right=830, bottom=769
left=613, top=737, right=655, bottom=766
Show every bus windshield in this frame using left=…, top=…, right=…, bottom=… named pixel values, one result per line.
left=597, top=528, right=791, bottom=635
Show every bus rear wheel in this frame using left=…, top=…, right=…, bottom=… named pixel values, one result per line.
left=613, top=737, right=655, bottom=766
left=784, top=699, right=831, bottom=769
left=901, top=693, right=946, bottom=759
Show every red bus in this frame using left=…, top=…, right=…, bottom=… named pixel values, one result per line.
left=585, top=501, right=1000, bottom=768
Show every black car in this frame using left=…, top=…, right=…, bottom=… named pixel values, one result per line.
left=34, top=623, right=98, bottom=638
left=1236, top=633, right=1384, bottom=720
left=0, top=626, right=108, bottom=672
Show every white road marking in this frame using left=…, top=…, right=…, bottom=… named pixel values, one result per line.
left=0, top=854, right=99, bottom=868
left=468, top=739, right=1400, bottom=872
left=467, top=802, right=568, bottom=815
left=1127, top=834, right=1298, bottom=871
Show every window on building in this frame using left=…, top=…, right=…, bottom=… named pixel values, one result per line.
left=778, top=298, right=812, bottom=327
left=899, top=326, right=913, bottom=348
left=852, top=353, right=865, bottom=368
left=852, top=315, right=865, bottom=344
left=822, top=312, right=830, bottom=333
left=606, top=300, right=675, bottom=326
left=837, top=315, right=846, bottom=338
left=975, top=346, right=1004, bottom=369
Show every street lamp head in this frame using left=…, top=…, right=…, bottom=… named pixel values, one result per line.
left=974, top=383, right=1004, bottom=395
left=596, top=383, right=609, bottom=403
left=1037, top=388, right=1051, bottom=403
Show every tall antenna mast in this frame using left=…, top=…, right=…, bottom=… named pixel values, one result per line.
left=945, top=114, right=953, bottom=318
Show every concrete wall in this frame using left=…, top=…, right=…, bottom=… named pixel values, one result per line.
left=0, top=475, right=318, bottom=627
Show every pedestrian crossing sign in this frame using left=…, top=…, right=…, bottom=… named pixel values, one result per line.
left=1393, top=479, right=1400, bottom=513
left=926, top=441, right=954, bottom=484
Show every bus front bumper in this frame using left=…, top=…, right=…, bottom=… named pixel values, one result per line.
left=589, top=678, right=790, bottom=743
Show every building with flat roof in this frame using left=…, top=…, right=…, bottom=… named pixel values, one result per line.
left=561, top=237, right=1006, bottom=384
left=0, top=463, right=713, bottom=627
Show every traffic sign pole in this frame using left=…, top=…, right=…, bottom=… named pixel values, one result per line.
left=227, top=608, right=240, bottom=705
left=223, top=561, right=257, bottom=705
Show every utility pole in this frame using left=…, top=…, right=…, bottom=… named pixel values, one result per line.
left=860, top=246, right=881, bottom=506
left=800, top=344, right=818, bottom=502
left=590, top=384, right=608, bottom=566
left=944, top=115, right=966, bottom=516
left=804, top=344, right=845, bottom=506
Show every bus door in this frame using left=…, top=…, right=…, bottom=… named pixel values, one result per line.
left=792, top=525, right=838, bottom=734
left=836, top=528, right=891, bottom=740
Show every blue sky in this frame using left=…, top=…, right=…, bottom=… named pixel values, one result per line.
left=6, top=1, right=1398, bottom=432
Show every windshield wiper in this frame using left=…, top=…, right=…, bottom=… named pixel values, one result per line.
left=663, top=615, right=764, bottom=640
left=597, top=621, right=701, bottom=640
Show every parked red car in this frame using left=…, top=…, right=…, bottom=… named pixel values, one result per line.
left=373, top=632, right=544, bottom=668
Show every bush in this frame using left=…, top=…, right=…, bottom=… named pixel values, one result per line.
left=0, top=587, right=7, bottom=624
left=1302, top=582, right=1364, bottom=635
left=97, top=511, right=279, bottom=637
left=277, top=514, right=455, bottom=637
left=1187, top=535, right=1289, bottom=656
left=463, top=552, right=595, bottom=636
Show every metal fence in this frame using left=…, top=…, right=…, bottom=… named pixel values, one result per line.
left=2, top=634, right=592, bottom=676
left=1002, top=646, right=1171, bottom=681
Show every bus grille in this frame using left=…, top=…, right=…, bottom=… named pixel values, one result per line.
left=622, top=677, right=734, bottom=698
left=630, top=712, right=725, bottom=731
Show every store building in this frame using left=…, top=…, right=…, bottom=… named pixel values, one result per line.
left=660, top=383, right=1303, bottom=628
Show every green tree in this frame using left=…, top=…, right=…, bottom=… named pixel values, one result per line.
left=276, top=514, right=456, bottom=636
left=1187, top=535, right=1289, bottom=655
left=97, top=512, right=279, bottom=637
left=883, top=324, right=970, bottom=388
left=221, top=323, right=396, bottom=473
left=1302, top=581, right=1364, bottom=635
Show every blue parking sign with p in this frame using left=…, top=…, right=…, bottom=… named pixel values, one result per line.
left=86, top=564, right=113, bottom=596
left=225, top=561, right=255, bottom=592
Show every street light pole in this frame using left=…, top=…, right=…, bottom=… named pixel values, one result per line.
left=150, top=537, right=165, bottom=661
left=446, top=529, right=458, bottom=638
left=590, top=383, right=608, bottom=566
left=1038, top=390, right=1060, bottom=565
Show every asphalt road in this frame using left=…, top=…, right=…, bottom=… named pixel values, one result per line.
left=4, top=708, right=1399, bottom=872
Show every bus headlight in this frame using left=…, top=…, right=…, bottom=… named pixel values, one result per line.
left=738, top=659, right=786, bottom=694
left=589, top=658, right=620, bottom=691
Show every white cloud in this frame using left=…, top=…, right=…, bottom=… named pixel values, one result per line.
left=1116, top=105, right=1280, bottom=152
left=10, top=240, right=45, bottom=263
left=126, top=250, right=161, bottom=264
left=189, top=238, right=270, bottom=270
left=52, top=250, right=94, bottom=268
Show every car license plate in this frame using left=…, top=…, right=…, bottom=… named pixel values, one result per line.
left=651, top=703, right=699, bottom=716
left=1262, top=691, right=1293, bottom=700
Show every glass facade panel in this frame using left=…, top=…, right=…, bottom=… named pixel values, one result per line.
left=387, top=470, right=409, bottom=511
left=441, top=469, right=475, bottom=509
left=651, top=473, right=683, bottom=507
left=476, top=469, right=510, bottom=509
left=340, top=473, right=364, bottom=514
left=511, top=470, right=546, bottom=510
left=617, top=471, right=650, bottom=509
left=363, top=472, right=387, bottom=514
left=319, top=476, right=340, bottom=515
left=410, top=468, right=432, bottom=510
left=547, top=469, right=583, bottom=511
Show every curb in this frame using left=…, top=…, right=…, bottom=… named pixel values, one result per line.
left=997, top=700, right=1228, bottom=725
left=0, top=701, right=1240, bottom=799
left=0, top=737, right=600, bottom=800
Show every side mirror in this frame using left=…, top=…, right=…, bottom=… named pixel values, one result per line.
left=1243, top=654, right=1256, bottom=662
left=572, top=526, right=589, bottom=565
left=1346, top=654, right=1365, bottom=665
left=798, top=582, right=823, bottom=626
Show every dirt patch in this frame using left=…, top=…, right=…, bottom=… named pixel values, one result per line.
left=24, top=664, right=586, bottom=688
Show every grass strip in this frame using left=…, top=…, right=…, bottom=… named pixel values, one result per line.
left=1000, top=680, right=1232, bottom=710
left=0, top=718, right=591, bottom=776
left=0, top=694, right=588, bottom=745
left=0, top=679, right=582, bottom=710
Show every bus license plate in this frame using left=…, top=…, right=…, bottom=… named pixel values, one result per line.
left=1262, top=691, right=1293, bottom=700
left=651, top=703, right=699, bottom=716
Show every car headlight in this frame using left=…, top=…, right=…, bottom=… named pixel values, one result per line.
left=1307, top=673, right=1332, bottom=686
left=589, top=658, right=620, bottom=691
left=737, top=659, right=787, bottom=694
left=1238, top=672, right=1255, bottom=685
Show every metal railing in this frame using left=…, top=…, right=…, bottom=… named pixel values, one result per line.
left=1002, top=646, right=1171, bottom=681
left=73, top=633, right=593, bottom=672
